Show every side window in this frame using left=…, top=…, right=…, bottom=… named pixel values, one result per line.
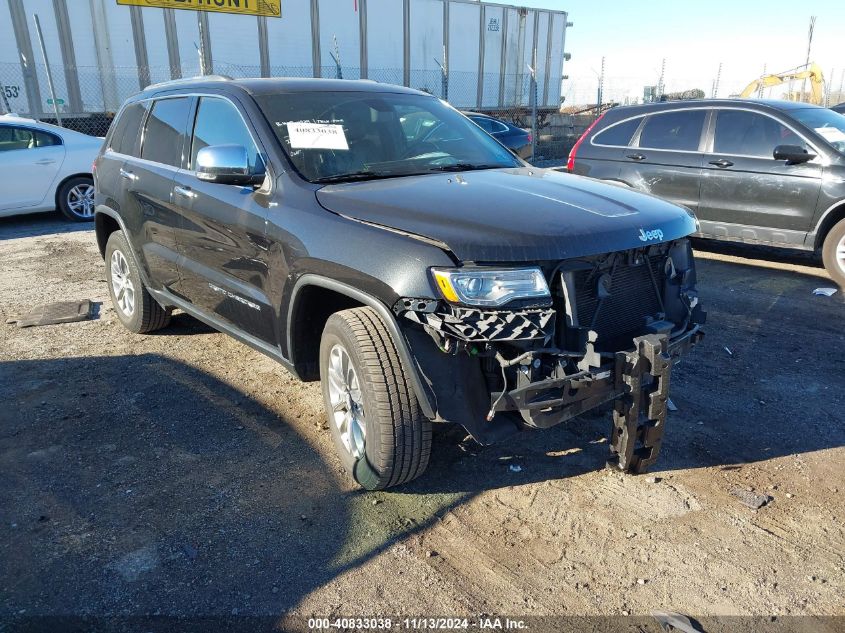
left=0, top=125, right=35, bottom=152
left=470, top=116, right=495, bottom=133
left=490, top=120, right=510, bottom=133
left=110, top=102, right=149, bottom=156
left=638, top=110, right=706, bottom=151
left=35, top=130, right=61, bottom=148
left=713, top=110, right=802, bottom=158
left=190, top=97, right=262, bottom=172
left=141, top=97, right=192, bottom=167
left=593, top=117, right=642, bottom=147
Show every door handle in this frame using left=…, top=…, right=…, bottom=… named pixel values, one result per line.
left=708, top=159, right=734, bottom=168
left=173, top=185, right=196, bottom=199
left=626, top=153, right=646, bottom=161
left=34, top=158, right=55, bottom=165
left=119, top=168, right=137, bottom=181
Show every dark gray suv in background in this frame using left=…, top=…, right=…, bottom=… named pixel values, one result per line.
left=568, top=99, right=845, bottom=286
left=94, top=77, right=704, bottom=490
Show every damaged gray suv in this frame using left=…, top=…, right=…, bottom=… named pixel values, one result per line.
left=94, top=77, right=705, bottom=489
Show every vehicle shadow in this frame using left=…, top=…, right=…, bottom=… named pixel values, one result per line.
left=0, top=212, right=92, bottom=241
left=0, top=354, right=362, bottom=617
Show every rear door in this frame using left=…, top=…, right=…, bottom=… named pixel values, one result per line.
left=0, top=125, right=64, bottom=211
left=171, top=95, right=276, bottom=345
left=620, top=108, right=707, bottom=213
left=697, top=108, right=823, bottom=243
left=578, top=114, right=645, bottom=181
left=120, top=96, right=193, bottom=291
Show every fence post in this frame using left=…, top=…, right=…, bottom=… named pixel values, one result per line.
left=528, top=49, right=537, bottom=163
left=33, top=14, right=61, bottom=127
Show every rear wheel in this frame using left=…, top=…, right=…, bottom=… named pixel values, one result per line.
left=105, top=231, right=171, bottom=334
left=57, top=176, right=95, bottom=221
left=822, top=218, right=845, bottom=288
left=319, top=307, right=431, bottom=490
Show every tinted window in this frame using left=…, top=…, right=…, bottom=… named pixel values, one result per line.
left=594, top=117, right=641, bottom=147
left=470, top=116, right=495, bottom=133
left=34, top=130, right=61, bottom=147
left=141, top=97, right=191, bottom=167
left=0, top=126, right=35, bottom=152
left=713, top=110, right=803, bottom=158
left=190, top=97, right=261, bottom=172
left=639, top=110, right=705, bottom=151
left=110, top=102, right=148, bottom=156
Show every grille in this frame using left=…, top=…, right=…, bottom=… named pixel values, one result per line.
left=572, top=253, right=665, bottom=350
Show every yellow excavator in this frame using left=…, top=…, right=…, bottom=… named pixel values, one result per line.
left=739, top=63, right=825, bottom=104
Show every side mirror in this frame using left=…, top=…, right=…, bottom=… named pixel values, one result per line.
left=196, top=144, right=264, bottom=185
left=773, top=144, right=816, bottom=164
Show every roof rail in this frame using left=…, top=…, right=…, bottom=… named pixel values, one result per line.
left=145, top=75, right=233, bottom=90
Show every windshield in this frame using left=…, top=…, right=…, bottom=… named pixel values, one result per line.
left=254, top=91, right=521, bottom=182
left=792, top=108, right=845, bottom=154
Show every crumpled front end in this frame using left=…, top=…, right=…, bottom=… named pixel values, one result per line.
left=394, top=238, right=705, bottom=473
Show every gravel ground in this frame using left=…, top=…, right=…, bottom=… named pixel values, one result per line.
left=0, top=212, right=843, bottom=630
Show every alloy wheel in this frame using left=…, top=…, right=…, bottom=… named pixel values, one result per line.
left=110, top=250, right=136, bottom=317
left=67, top=183, right=95, bottom=219
left=327, top=344, right=366, bottom=460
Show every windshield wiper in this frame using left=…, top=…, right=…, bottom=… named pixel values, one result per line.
left=312, top=170, right=398, bottom=184
left=425, top=163, right=504, bottom=173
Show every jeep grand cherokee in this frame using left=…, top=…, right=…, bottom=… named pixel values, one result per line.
left=94, top=77, right=705, bottom=490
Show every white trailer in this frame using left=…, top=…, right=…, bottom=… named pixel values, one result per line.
left=0, top=0, right=569, bottom=119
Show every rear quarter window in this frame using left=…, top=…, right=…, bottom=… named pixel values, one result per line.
left=109, top=102, right=149, bottom=157
left=593, top=117, right=641, bottom=147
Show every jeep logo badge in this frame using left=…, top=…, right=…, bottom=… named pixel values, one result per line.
left=638, top=228, right=664, bottom=242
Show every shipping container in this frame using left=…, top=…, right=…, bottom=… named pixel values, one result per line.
left=0, top=0, right=569, bottom=120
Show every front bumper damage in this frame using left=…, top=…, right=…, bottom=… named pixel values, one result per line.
left=394, top=239, right=706, bottom=474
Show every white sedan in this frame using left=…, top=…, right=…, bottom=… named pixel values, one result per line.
left=0, top=114, right=103, bottom=221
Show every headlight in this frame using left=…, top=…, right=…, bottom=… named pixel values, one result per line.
left=431, top=267, right=550, bottom=307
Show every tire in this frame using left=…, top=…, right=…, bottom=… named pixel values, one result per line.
left=319, top=307, right=432, bottom=490
left=105, top=231, right=171, bottom=334
left=57, top=176, right=95, bottom=222
left=822, top=218, right=845, bottom=288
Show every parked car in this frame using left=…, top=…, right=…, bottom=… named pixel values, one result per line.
left=0, top=114, right=102, bottom=221
left=567, top=99, right=845, bottom=286
left=463, top=112, right=533, bottom=159
left=832, top=103, right=845, bottom=115
left=94, top=77, right=704, bottom=490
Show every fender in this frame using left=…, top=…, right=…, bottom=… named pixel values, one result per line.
left=288, top=274, right=436, bottom=419
left=809, top=199, right=845, bottom=250
left=94, top=205, right=153, bottom=288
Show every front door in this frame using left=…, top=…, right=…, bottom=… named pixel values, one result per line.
left=619, top=108, right=707, bottom=213
left=698, top=108, right=822, bottom=243
left=171, top=95, right=276, bottom=345
left=0, top=125, right=64, bottom=212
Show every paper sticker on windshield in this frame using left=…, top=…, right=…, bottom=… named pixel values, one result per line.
left=815, top=127, right=845, bottom=143
left=286, top=122, right=348, bottom=150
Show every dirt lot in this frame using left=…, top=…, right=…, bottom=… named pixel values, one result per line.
left=1, top=213, right=843, bottom=630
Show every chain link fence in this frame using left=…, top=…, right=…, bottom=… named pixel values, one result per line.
left=0, top=60, right=578, bottom=165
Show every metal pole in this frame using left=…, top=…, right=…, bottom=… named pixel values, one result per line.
left=712, top=62, right=722, bottom=99
left=529, top=49, right=537, bottom=162
left=441, top=44, right=448, bottom=101
left=0, top=80, right=12, bottom=114
left=657, top=58, right=665, bottom=99
left=33, top=14, right=61, bottom=126
left=800, top=16, right=816, bottom=102
left=197, top=13, right=206, bottom=76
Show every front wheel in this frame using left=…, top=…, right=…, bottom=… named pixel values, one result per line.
left=822, top=218, right=845, bottom=288
left=319, top=307, right=431, bottom=490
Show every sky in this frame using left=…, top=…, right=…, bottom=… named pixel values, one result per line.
left=487, top=0, right=845, bottom=105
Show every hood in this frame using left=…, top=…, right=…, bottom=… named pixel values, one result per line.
left=316, top=167, right=698, bottom=262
